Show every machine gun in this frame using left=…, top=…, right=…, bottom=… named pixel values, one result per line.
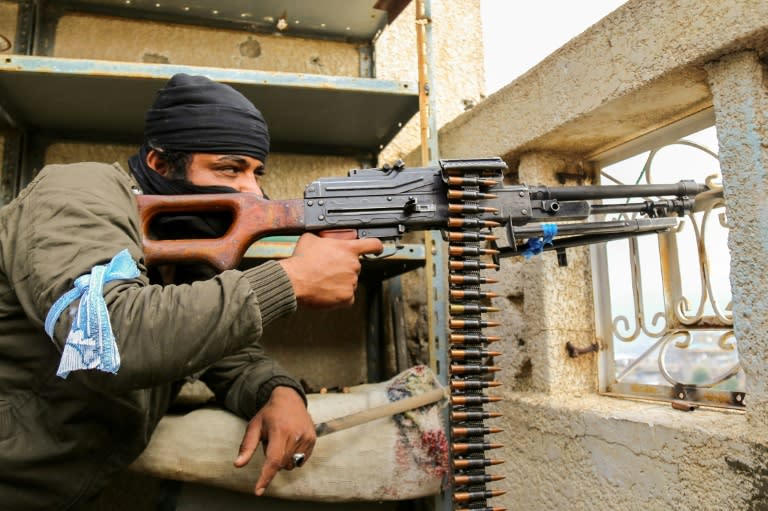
left=136, top=157, right=712, bottom=270
left=136, top=156, right=716, bottom=509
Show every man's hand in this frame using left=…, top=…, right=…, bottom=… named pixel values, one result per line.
left=233, top=386, right=316, bottom=496
left=279, top=233, right=384, bottom=308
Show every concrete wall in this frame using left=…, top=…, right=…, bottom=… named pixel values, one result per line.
left=432, top=0, right=768, bottom=509
left=376, top=0, right=486, bottom=164
left=48, top=14, right=360, bottom=76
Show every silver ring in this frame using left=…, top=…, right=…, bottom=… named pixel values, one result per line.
left=292, top=452, right=306, bottom=467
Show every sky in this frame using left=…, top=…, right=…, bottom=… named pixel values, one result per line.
left=481, top=0, right=627, bottom=94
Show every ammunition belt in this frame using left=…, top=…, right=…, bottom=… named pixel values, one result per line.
left=446, top=168, right=506, bottom=510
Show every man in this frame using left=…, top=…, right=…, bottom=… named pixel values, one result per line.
left=0, top=73, right=383, bottom=509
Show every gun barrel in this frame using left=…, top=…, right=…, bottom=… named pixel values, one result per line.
left=529, top=181, right=707, bottom=200
left=511, top=218, right=678, bottom=238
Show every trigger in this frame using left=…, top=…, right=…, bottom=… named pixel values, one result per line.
left=362, top=242, right=401, bottom=259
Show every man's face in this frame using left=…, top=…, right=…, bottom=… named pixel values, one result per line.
left=185, top=153, right=266, bottom=196
left=146, top=149, right=267, bottom=196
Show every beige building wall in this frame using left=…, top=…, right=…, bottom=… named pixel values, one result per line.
left=433, top=0, right=768, bottom=509
left=376, top=0, right=485, bottom=164
left=50, top=14, right=360, bottom=76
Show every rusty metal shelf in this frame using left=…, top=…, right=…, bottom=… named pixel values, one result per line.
left=0, top=55, right=418, bottom=155
left=43, top=0, right=410, bottom=41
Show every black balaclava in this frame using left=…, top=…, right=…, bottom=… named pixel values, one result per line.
left=128, top=72, right=270, bottom=196
left=128, top=74, right=271, bottom=274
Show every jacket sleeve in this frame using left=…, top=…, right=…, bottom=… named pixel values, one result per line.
left=15, top=162, right=297, bottom=394
left=201, top=344, right=307, bottom=419
left=200, top=264, right=307, bottom=418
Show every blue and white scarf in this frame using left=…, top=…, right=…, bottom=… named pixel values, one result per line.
left=44, top=249, right=139, bottom=378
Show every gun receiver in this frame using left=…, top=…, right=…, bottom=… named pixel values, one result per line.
left=136, top=157, right=713, bottom=271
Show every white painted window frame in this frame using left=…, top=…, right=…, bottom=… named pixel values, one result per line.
left=591, top=110, right=742, bottom=409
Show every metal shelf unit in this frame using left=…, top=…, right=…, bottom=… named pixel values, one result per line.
left=38, top=0, right=408, bottom=42
left=1, top=0, right=418, bottom=195
left=0, top=55, right=418, bottom=153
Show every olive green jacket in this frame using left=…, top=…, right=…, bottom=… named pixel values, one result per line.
left=0, top=162, right=302, bottom=510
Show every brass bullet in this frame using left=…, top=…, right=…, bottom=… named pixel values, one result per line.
left=449, top=260, right=499, bottom=271
left=450, top=333, right=502, bottom=344
left=450, top=303, right=501, bottom=315
left=449, top=274, right=499, bottom=285
left=454, top=473, right=506, bottom=485
left=452, top=458, right=504, bottom=470
left=448, top=218, right=501, bottom=229
left=446, top=231, right=499, bottom=242
left=448, top=190, right=498, bottom=200
left=449, top=319, right=501, bottom=330
left=447, top=176, right=499, bottom=187
left=450, top=364, right=501, bottom=375
left=449, top=246, right=500, bottom=257
left=450, top=379, right=502, bottom=391
left=453, top=489, right=506, bottom=502
left=452, top=442, right=503, bottom=453
left=451, top=395, right=503, bottom=406
left=452, top=410, right=503, bottom=421
left=448, top=203, right=500, bottom=214
left=451, top=426, right=504, bottom=437
left=449, top=289, right=498, bottom=300
left=450, top=348, right=503, bottom=359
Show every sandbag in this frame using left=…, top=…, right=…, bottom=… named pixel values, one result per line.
left=130, top=365, right=449, bottom=502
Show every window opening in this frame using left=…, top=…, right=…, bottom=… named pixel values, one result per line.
left=595, top=126, right=743, bottom=409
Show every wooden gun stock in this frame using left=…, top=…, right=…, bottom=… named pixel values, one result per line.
left=136, top=193, right=306, bottom=271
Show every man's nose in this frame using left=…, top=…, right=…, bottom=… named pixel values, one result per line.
left=236, top=177, right=263, bottom=196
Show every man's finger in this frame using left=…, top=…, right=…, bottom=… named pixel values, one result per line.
left=254, top=442, right=285, bottom=496
left=352, top=237, right=384, bottom=255
left=234, top=421, right=262, bottom=468
left=318, top=229, right=358, bottom=240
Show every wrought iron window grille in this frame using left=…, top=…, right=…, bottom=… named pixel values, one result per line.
left=594, top=127, right=742, bottom=410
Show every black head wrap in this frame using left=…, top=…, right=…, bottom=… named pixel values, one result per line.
left=129, top=73, right=270, bottom=196
left=145, top=73, right=269, bottom=162
left=128, top=74, right=271, bottom=264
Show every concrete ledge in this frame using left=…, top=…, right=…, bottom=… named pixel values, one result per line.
left=441, top=0, right=768, bottom=164
left=494, top=391, right=767, bottom=510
